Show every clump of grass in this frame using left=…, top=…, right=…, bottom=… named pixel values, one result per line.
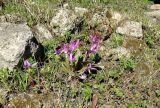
left=108, top=33, right=124, bottom=48
left=119, top=56, right=136, bottom=70
left=145, top=35, right=154, bottom=48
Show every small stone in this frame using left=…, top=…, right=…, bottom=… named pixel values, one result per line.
left=0, top=14, right=22, bottom=23
left=89, top=13, right=110, bottom=33
left=116, top=21, right=143, bottom=38
left=111, top=47, right=130, bottom=58
left=145, top=10, right=160, bottom=19
left=100, top=46, right=130, bottom=61
left=63, top=3, right=69, bottom=9
left=8, top=93, right=59, bottom=108
left=111, top=12, right=122, bottom=25
left=75, top=7, right=88, bottom=16
left=34, top=24, right=53, bottom=43
left=0, top=89, right=8, bottom=105
left=150, top=4, right=160, bottom=10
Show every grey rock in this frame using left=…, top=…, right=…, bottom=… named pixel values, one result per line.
left=111, top=12, right=123, bottom=25
left=8, top=93, right=60, bottom=108
left=0, top=22, right=34, bottom=70
left=111, top=47, right=130, bottom=58
left=99, top=104, right=113, bottom=108
left=0, top=89, right=8, bottom=105
left=145, top=5, right=160, bottom=23
left=89, top=13, right=110, bottom=32
left=75, top=7, right=88, bottom=16
left=50, top=8, right=83, bottom=36
left=0, top=14, right=22, bottom=23
left=150, top=4, right=160, bottom=10
left=116, top=21, right=143, bottom=38
left=34, top=24, right=53, bottom=43
left=145, top=10, right=160, bottom=21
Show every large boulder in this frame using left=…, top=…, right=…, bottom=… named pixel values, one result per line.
left=0, top=22, right=34, bottom=70
left=50, top=7, right=87, bottom=36
left=116, top=21, right=143, bottom=38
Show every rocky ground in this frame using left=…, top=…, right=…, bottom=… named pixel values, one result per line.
left=0, top=0, right=160, bottom=108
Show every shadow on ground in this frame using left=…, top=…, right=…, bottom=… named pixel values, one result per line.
left=149, top=0, right=160, bottom=4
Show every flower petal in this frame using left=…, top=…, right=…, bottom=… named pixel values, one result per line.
left=90, top=32, right=102, bottom=44
left=69, top=39, right=80, bottom=52
left=23, top=60, right=31, bottom=69
left=63, top=43, right=69, bottom=54
left=79, top=73, right=87, bottom=80
left=90, top=43, right=98, bottom=52
left=55, top=45, right=63, bottom=55
left=69, top=53, right=76, bottom=63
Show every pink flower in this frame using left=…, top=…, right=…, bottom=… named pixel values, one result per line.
left=23, top=60, right=31, bottom=69
left=90, top=43, right=99, bottom=52
left=87, top=63, right=97, bottom=72
left=55, top=44, right=63, bottom=55
left=55, top=39, right=80, bottom=55
left=69, top=53, right=76, bottom=63
left=90, top=32, right=102, bottom=44
left=79, top=73, right=87, bottom=80
left=63, top=44, right=69, bottom=54
left=69, top=39, right=80, bottom=52
left=86, top=32, right=102, bottom=57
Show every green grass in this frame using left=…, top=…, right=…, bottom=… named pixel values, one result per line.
left=0, top=0, right=160, bottom=107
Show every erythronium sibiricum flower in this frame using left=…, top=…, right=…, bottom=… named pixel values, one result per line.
left=79, top=73, right=87, bottom=80
left=55, top=44, right=64, bottom=55
left=90, top=43, right=99, bottom=52
left=87, top=63, right=97, bottom=73
left=63, top=43, right=69, bottom=54
left=69, top=39, right=80, bottom=52
left=23, top=59, right=31, bottom=69
left=79, top=63, right=98, bottom=80
left=55, top=39, right=80, bottom=55
left=69, top=53, right=76, bottom=63
left=86, top=32, right=102, bottom=57
left=55, top=39, right=80, bottom=63
left=90, top=32, right=102, bottom=44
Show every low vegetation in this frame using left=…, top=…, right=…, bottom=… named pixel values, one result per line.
left=0, top=0, right=160, bottom=107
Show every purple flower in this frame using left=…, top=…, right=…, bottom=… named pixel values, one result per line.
left=90, top=33, right=102, bottom=44
left=63, top=44, right=69, bottom=54
left=86, top=33, right=102, bottom=57
left=69, top=53, right=76, bottom=63
left=90, top=43, right=99, bottom=52
left=85, top=43, right=99, bottom=58
left=69, top=39, right=80, bottom=52
left=79, top=73, right=87, bottom=80
left=55, top=40, right=80, bottom=55
left=87, top=63, right=97, bottom=73
left=55, top=44, right=63, bottom=55
left=23, top=60, right=31, bottom=69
